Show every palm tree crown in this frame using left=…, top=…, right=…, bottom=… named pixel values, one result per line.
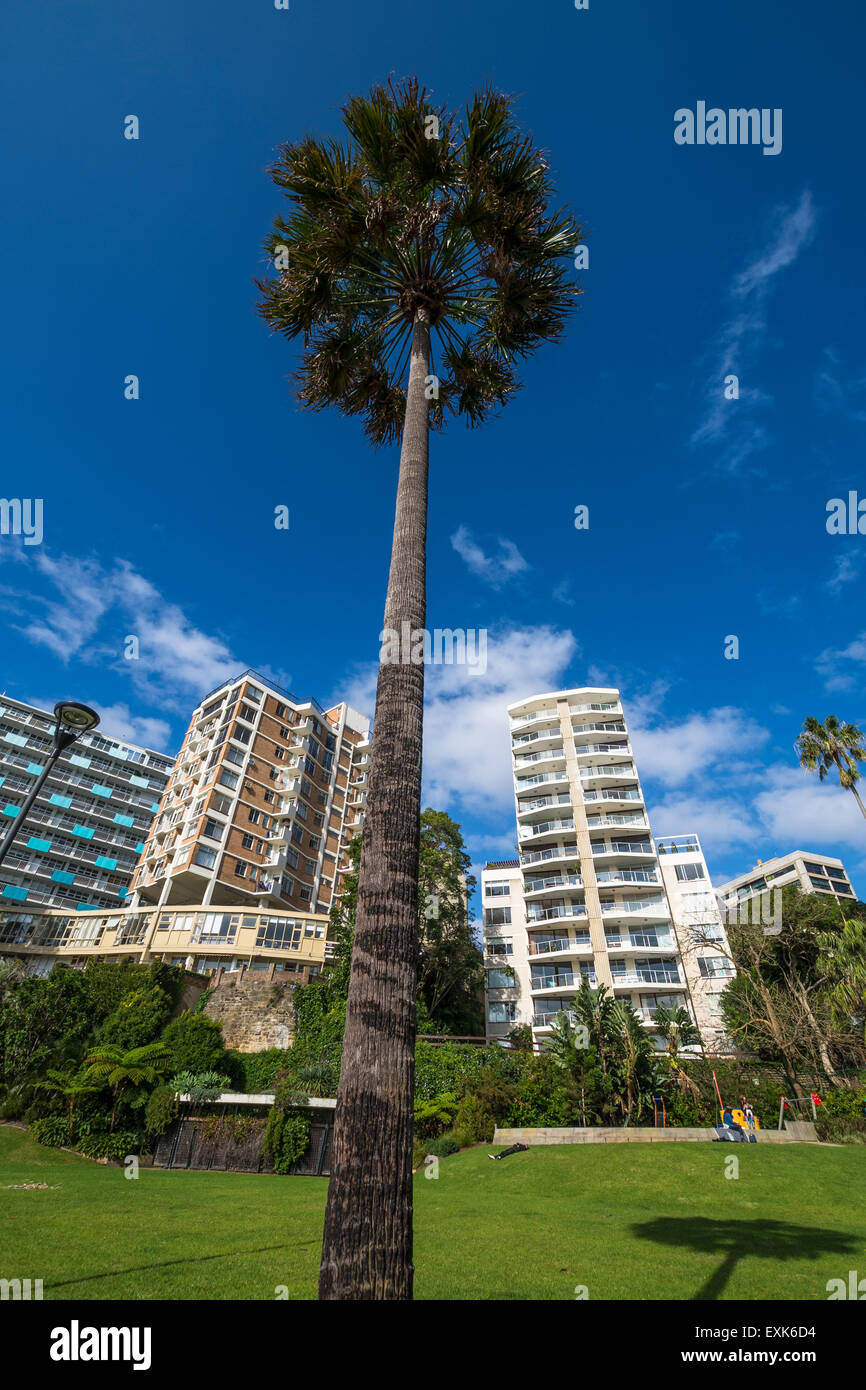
left=796, top=715, right=866, bottom=820
left=257, top=77, right=582, bottom=444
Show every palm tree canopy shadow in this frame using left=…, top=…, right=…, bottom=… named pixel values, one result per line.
left=632, top=1217, right=858, bottom=1301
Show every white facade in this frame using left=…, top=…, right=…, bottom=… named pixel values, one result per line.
left=483, top=686, right=699, bottom=1045
left=717, top=850, right=856, bottom=910
left=656, top=833, right=735, bottom=1053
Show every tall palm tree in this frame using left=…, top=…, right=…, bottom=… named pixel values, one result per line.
left=608, top=1001, right=655, bottom=1125
left=258, top=77, right=582, bottom=1301
left=795, top=715, right=866, bottom=821
left=572, top=979, right=615, bottom=1075
left=651, top=1002, right=702, bottom=1097
left=83, top=1043, right=172, bottom=1130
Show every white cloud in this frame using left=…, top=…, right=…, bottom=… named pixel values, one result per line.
left=450, top=526, right=529, bottom=588
left=690, top=190, right=816, bottom=471
left=816, top=632, right=866, bottom=693
left=25, top=697, right=174, bottom=754
left=825, top=553, right=863, bottom=593
left=1, top=545, right=241, bottom=710
left=753, top=764, right=866, bottom=850
left=629, top=705, right=770, bottom=787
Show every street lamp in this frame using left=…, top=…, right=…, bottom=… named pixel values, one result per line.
left=0, top=700, right=100, bottom=870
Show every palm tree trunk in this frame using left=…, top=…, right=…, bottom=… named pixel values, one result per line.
left=849, top=783, right=866, bottom=822
left=318, top=309, right=430, bottom=1301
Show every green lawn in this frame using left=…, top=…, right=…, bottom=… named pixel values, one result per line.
left=2, top=1125, right=864, bottom=1300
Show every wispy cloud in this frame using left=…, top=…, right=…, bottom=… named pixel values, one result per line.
left=1, top=543, right=244, bottom=711
left=690, top=190, right=817, bottom=472
left=816, top=631, right=866, bottom=693
left=450, top=525, right=529, bottom=588
left=825, top=553, right=863, bottom=593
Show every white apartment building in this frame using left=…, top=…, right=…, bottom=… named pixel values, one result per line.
left=717, top=850, right=856, bottom=911
left=656, top=833, right=735, bottom=1053
left=482, top=686, right=699, bottom=1045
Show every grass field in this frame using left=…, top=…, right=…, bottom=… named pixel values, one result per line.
left=2, top=1125, right=865, bottom=1300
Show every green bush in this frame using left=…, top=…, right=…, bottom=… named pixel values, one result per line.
left=144, top=1085, right=178, bottom=1139
left=454, top=1093, right=495, bottom=1142
left=30, top=1115, right=72, bottom=1148
left=76, top=1131, right=141, bottom=1161
left=228, top=1048, right=292, bottom=1093
left=821, top=1086, right=866, bottom=1120
left=412, top=1138, right=429, bottom=1169
left=450, top=1127, right=476, bottom=1150
left=425, top=1134, right=459, bottom=1157
left=161, top=1011, right=228, bottom=1075
left=264, top=1109, right=311, bottom=1174
left=98, top=985, right=173, bottom=1050
left=815, top=1113, right=866, bottom=1144
left=413, top=1091, right=459, bottom=1139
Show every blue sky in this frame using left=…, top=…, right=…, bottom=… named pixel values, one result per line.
left=2, top=0, right=865, bottom=900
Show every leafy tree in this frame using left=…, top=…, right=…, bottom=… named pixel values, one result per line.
left=83, top=1042, right=172, bottom=1130
left=795, top=715, right=866, bottom=821
left=98, top=984, right=173, bottom=1051
left=652, top=1003, right=702, bottom=1097
left=258, top=76, right=581, bottom=1300
left=417, top=809, right=482, bottom=1033
left=31, top=1067, right=99, bottom=1142
left=607, top=1001, right=658, bottom=1125
left=0, top=965, right=90, bottom=1087
left=161, top=1010, right=228, bottom=1076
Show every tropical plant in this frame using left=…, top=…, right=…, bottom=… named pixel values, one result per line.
left=795, top=715, right=866, bottom=821
left=817, top=915, right=866, bottom=1028
left=258, top=76, right=581, bottom=1299
left=83, top=1043, right=172, bottom=1130
left=607, top=1001, right=657, bottom=1125
left=571, top=980, right=616, bottom=1075
left=652, top=1003, right=702, bottom=1097
left=169, top=1071, right=232, bottom=1104
left=413, top=1090, right=459, bottom=1139
left=31, top=1067, right=99, bottom=1142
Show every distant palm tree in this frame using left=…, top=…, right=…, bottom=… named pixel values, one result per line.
left=795, top=716, right=866, bottom=821
left=817, top=916, right=866, bottom=1025
left=32, top=1068, right=99, bottom=1142
left=651, top=1003, right=702, bottom=1097
left=572, top=979, right=615, bottom=1075
left=608, top=1001, right=655, bottom=1125
left=258, top=77, right=582, bottom=1301
left=84, top=1043, right=171, bottom=1130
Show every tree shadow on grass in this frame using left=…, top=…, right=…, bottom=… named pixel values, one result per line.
left=632, top=1218, right=857, bottom=1301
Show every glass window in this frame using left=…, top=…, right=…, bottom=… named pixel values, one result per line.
left=487, top=967, right=513, bottom=988
left=675, top=863, right=706, bottom=882
left=194, top=847, right=216, bottom=869
left=488, top=1001, right=517, bottom=1023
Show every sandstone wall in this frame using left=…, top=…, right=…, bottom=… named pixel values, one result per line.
left=202, top=967, right=297, bottom=1052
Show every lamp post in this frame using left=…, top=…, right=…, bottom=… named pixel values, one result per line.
left=0, top=701, right=100, bottom=870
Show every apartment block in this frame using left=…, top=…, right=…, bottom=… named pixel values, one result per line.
left=131, top=671, right=370, bottom=916
left=0, top=695, right=173, bottom=911
left=482, top=687, right=699, bottom=1045
left=656, top=834, right=735, bottom=1052
left=717, top=850, right=857, bottom=911
left=0, top=900, right=329, bottom=982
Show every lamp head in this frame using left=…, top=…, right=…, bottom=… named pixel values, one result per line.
left=53, top=701, right=100, bottom=750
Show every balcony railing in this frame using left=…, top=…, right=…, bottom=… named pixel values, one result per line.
left=524, top=873, right=583, bottom=893
left=611, top=970, right=682, bottom=987
left=592, top=840, right=653, bottom=855
left=520, top=843, right=579, bottom=865
left=520, top=818, right=575, bottom=839
left=527, top=904, right=586, bottom=923
left=600, top=897, right=667, bottom=915
left=582, top=787, right=641, bottom=803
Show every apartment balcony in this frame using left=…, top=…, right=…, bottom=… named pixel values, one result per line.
left=594, top=868, right=660, bottom=888
left=599, top=897, right=669, bottom=921
left=611, top=970, right=683, bottom=990
left=573, top=743, right=633, bottom=760
left=604, top=935, right=676, bottom=954
left=528, top=936, right=593, bottom=958
left=509, top=709, right=561, bottom=733
left=523, top=872, right=583, bottom=897
left=526, top=903, right=587, bottom=925
left=516, top=793, right=572, bottom=821
left=530, top=975, right=577, bottom=996
left=512, top=726, right=564, bottom=750
left=513, top=746, right=566, bottom=770
left=585, top=812, right=648, bottom=831
left=570, top=721, right=627, bottom=742
left=578, top=764, right=637, bottom=785
left=591, top=839, right=655, bottom=862
left=569, top=700, right=621, bottom=717
left=520, top=843, right=579, bottom=868
left=514, top=770, right=569, bottom=793
left=519, top=818, right=575, bottom=843
left=582, top=787, right=642, bottom=807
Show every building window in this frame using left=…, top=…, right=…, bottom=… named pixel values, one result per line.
left=484, top=907, right=512, bottom=926
left=487, top=968, right=514, bottom=989
left=698, top=956, right=734, bottom=979
left=486, top=938, right=513, bottom=957
left=275, top=702, right=287, bottom=718
left=675, top=863, right=706, bottom=882
left=234, top=860, right=247, bottom=878
left=485, top=881, right=510, bottom=897
left=219, top=769, right=239, bottom=790
left=488, top=1001, right=517, bottom=1024
left=248, top=808, right=261, bottom=825
left=194, top=847, right=216, bottom=869
left=241, top=833, right=255, bottom=850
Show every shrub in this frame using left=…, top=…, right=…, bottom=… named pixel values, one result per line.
left=76, top=1131, right=141, bottom=1161
left=425, top=1134, right=459, bottom=1157
left=144, top=1085, right=178, bottom=1138
left=815, top=1113, right=866, bottom=1144
left=450, top=1127, right=476, bottom=1150
left=413, top=1091, right=459, bottom=1139
left=264, top=1109, right=311, bottom=1174
left=821, top=1086, right=866, bottom=1120
left=161, top=1011, right=227, bottom=1074
left=412, top=1138, right=428, bottom=1170
left=30, top=1115, right=71, bottom=1148
left=454, top=1093, right=495, bottom=1142
left=169, top=1071, right=232, bottom=1104
left=98, top=985, right=173, bottom=1050
left=228, top=1049, right=290, bottom=1093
